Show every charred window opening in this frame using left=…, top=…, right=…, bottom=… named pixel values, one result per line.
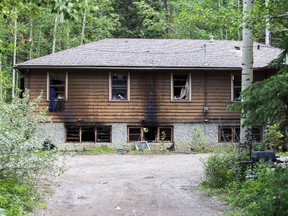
left=48, top=71, right=67, bottom=112
left=232, top=73, right=241, bottom=101
left=82, top=126, right=95, bottom=142
left=97, top=127, right=111, bottom=142
left=111, top=72, right=129, bottom=100
left=66, top=125, right=80, bottom=142
left=143, top=127, right=157, bottom=142
left=128, top=126, right=173, bottom=143
left=159, top=127, right=172, bottom=141
left=172, top=73, right=190, bottom=100
left=66, top=125, right=111, bottom=143
left=219, top=126, right=262, bottom=143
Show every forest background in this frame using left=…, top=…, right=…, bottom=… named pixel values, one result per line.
left=0, top=0, right=287, bottom=101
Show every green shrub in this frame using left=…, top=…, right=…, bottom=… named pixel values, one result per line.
left=202, top=147, right=243, bottom=189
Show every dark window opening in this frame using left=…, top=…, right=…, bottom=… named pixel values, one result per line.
left=128, top=127, right=142, bottom=142
left=233, top=73, right=241, bottom=101
left=143, top=127, right=157, bottom=142
left=219, top=126, right=262, bottom=143
left=128, top=126, right=173, bottom=143
left=66, top=125, right=80, bottom=142
left=173, top=74, right=189, bottom=100
left=97, top=127, right=111, bottom=142
left=82, top=127, right=95, bottom=142
left=159, top=128, right=172, bottom=142
left=111, top=72, right=128, bottom=100
left=49, top=72, right=66, bottom=112
left=66, top=125, right=111, bottom=143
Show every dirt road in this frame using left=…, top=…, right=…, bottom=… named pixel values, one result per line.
left=36, top=154, right=226, bottom=216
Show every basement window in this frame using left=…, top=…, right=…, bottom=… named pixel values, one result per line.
left=219, top=126, right=262, bottom=143
left=232, top=73, right=241, bottom=101
left=110, top=72, right=130, bottom=101
left=128, top=126, right=173, bottom=143
left=171, top=73, right=191, bottom=101
left=66, top=125, right=111, bottom=143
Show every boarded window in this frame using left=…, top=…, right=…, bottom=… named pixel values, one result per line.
left=66, top=125, right=111, bottom=143
left=232, top=73, right=241, bottom=101
left=172, top=73, right=190, bottom=100
left=111, top=72, right=129, bottom=100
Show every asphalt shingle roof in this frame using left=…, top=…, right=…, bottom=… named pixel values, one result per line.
left=15, top=38, right=283, bottom=70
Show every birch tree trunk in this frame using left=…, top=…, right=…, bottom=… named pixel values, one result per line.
left=240, top=0, right=254, bottom=147
left=29, top=19, right=33, bottom=59
left=52, top=14, right=58, bottom=54
left=80, top=0, right=88, bottom=45
left=265, top=0, right=270, bottom=46
left=12, top=16, right=18, bottom=98
left=0, top=58, right=2, bottom=101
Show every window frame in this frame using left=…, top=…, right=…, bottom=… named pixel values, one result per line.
left=128, top=126, right=173, bottom=143
left=109, top=72, right=130, bottom=101
left=231, top=72, right=241, bottom=102
left=171, top=72, right=191, bottom=102
left=66, top=125, right=112, bottom=143
left=47, top=71, right=68, bottom=101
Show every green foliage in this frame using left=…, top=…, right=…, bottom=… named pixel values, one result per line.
left=0, top=179, right=40, bottom=216
left=265, top=124, right=285, bottom=150
left=78, top=145, right=114, bottom=155
left=0, top=91, right=62, bottom=180
left=202, top=147, right=243, bottom=189
left=202, top=148, right=288, bottom=215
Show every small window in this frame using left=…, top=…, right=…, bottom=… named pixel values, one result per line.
left=219, top=126, right=240, bottom=142
left=171, top=73, right=191, bottom=101
left=128, top=127, right=142, bottom=142
left=232, top=73, right=241, bottom=101
left=110, top=72, right=130, bottom=101
left=47, top=71, right=68, bottom=112
left=128, top=126, right=173, bottom=143
left=97, top=127, right=112, bottom=142
left=66, top=125, right=111, bottom=143
left=252, top=127, right=262, bottom=142
left=159, top=127, right=172, bottom=142
left=66, top=125, right=80, bottom=142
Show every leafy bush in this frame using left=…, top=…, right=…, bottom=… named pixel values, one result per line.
left=202, top=147, right=243, bottom=189
left=202, top=147, right=288, bottom=215
left=0, top=91, right=61, bottom=180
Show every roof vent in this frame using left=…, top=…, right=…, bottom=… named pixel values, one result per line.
left=234, top=46, right=240, bottom=50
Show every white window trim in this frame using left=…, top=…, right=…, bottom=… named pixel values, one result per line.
left=109, top=72, right=130, bottom=102
left=47, top=71, right=68, bottom=101
left=170, top=72, right=191, bottom=102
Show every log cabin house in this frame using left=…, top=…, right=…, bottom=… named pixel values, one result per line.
left=15, top=39, right=282, bottom=151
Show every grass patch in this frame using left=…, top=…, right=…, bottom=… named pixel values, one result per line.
left=77, top=145, right=115, bottom=155
left=0, top=179, right=42, bottom=216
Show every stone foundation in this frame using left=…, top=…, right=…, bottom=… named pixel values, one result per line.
left=37, top=122, right=221, bottom=152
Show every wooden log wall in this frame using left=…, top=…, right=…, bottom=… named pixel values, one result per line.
left=24, top=68, right=252, bottom=124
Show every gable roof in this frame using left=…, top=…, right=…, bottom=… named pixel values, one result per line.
left=15, top=38, right=284, bottom=70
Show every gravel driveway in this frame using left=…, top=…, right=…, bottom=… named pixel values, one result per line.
left=36, top=154, right=226, bottom=216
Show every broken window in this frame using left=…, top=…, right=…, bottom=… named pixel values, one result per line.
left=110, top=72, right=129, bottom=101
left=66, top=125, right=111, bottom=143
left=219, top=126, right=262, bottom=143
left=172, top=73, right=190, bottom=101
left=232, top=73, right=241, bottom=101
left=97, top=127, right=112, bottom=142
left=66, top=125, right=80, bottom=142
left=219, top=126, right=240, bottom=142
left=159, top=127, right=172, bottom=142
left=128, top=126, right=173, bottom=143
left=48, top=71, right=67, bottom=112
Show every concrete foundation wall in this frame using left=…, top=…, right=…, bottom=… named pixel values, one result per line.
left=37, top=122, right=220, bottom=151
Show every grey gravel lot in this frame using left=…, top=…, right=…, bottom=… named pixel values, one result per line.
left=36, top=154, right=226, bottom=216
